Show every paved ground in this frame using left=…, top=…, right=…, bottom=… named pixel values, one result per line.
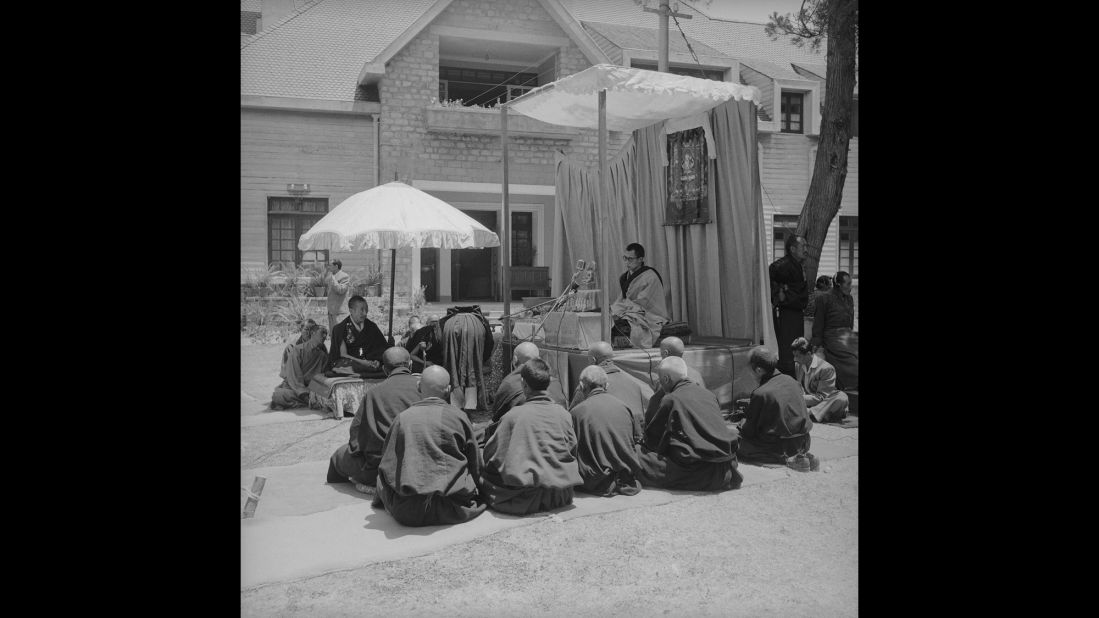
left=241, top=338, right=858, bottom=616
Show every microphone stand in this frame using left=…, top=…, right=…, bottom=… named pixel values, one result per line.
left=500, top=269, right=584, bottom=341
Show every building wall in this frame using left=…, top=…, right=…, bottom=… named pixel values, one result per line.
left=240, top=108, right=377, bottom=277
left=740, top=66, right=774, bottom=119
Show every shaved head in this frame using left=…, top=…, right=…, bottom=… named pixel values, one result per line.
left=419, top=365, right=451, bottom=398
left=588, top=341, right=614, bottom=363
left=658, top=356, right=688, bottom=385
left=514, top=342, right=541, bottom=364
left=660, top=337, right=685, bottom=358
left=382, top=346, right=411, bottom=371
left=579, top=365, right=608, bottom=389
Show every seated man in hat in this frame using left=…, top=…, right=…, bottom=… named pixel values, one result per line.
left=568, top=341, right=653, bottom=435
left=373, top=365, right=488, bottom=527
left=270, top=320, right=328, bottom=410
left=327, top=347, right=423, bottom=492
left=737, top=346, right=819, bottom=472
left=569, top=365, right=643, bottom=497
left=791, top=337, right=849, bottom=423
left=481, top=358, right=583, bottom=515
left=326, top=295, right=388, bottom=378
left=637, top=357, right=742, bottom=491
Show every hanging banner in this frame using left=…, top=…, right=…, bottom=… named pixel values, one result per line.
left=665, top=127, right=711, bottom=225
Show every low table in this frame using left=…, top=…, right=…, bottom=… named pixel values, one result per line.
left=307, top=375, right=384, bottom=420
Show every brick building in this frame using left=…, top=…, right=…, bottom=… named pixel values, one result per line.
left=241, top=0, right=858, bottom=302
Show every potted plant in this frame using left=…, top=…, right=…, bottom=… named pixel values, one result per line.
left=360, top=265, right=384, bottom=297
left=308, top=268, right=327, bottom=298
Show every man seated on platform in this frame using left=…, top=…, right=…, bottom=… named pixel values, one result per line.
left=637, top=357, right=742, bottom=491
left=611, top=242, right=669, bottom=349
left=373, top=365, right=488, bottom=527
left=404, top=313, right=442, bottom=374
left=641, top=336, right=704, bottom=427
left=569, top=341, right=652, bottom=433
left=791, top=337, right=849, bottom=423
left=736, top=346, right=819, bottom=473
left=490, top=341, right=567, bottom=423
left=569, top=365, right=643, bottom=497
left=326, top=295, right=388, bottom=378
left=270, top=320, right=328, bottom=410
left=327, top=347, right=423, bottom=493
left=481, top=358, right=583, bottom=515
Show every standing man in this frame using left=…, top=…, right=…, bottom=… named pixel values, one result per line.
left=769, top=234, right=809, bottom=377
left=611, top=243, right=668, bottom=349
left=325, top=259, right=352, bottom=332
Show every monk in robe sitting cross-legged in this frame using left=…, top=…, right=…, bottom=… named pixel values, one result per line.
left=325, top=294, right=388, bottom=379
left=568, top=341, right=652, bottom=429
left=569, top=365, right=644, bottom=497
left=270, top=320, right=328, bottom=410
left=637, top=357, right=742, bottom=491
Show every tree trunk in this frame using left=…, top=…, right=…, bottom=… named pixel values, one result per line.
left=796, top=0, right=858, bottom=287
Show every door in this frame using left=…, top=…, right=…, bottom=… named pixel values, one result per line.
left=452, top=210, right=498, bottom=301
left=420, top=248, right=438, bottom=302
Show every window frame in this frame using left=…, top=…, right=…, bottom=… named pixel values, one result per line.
left=780, top=91, right=805, bottom=134
left=838, top=215, right=858, bottom=279
left=267, top=196, right=330, bottom=269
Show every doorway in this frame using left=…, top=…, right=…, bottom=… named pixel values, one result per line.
left=452, top=210, right=498, bottom=301
left=420, top=248, right=438, bottom=302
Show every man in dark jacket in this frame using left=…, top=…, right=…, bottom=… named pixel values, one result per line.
left=637, top=357, right=742, bottom=491
left=769, top=234, right=809, bottom=377
left=810, top=271, right=858, bottom=391
left=736, top=346, right=818, bottom=472
left=326, top=347, right=423, bottom=492
left=569, top=365, right=643, bottom=496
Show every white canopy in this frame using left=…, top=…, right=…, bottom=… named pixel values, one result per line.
left=507, top=64, right=761, bottom=132
left=297, top=181, right=501, bottom=252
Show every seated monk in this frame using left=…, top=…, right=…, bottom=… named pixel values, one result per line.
left=270, top=321, right=328, bottom=410
left=792, top=337, right=849, bottom=423
left=481, top=358, right=582, bottom=515
left=568, top=341, right=653, bottom=431
left=642, top=336, right=704, bottom=427
left=327, top=347, right=423, bottom=492
left=489, top=341, right=567, bottom=424
left=326, top=295, right=388, bottom=379
left=736, top=346, right=819, bottom=472
left=372, top=365, right=488, bottom=527
left=404, top=313, right=441, bottom=374
left=637, top=357, right=742, bottom=491
left=569, top=366, right=643, bottom=497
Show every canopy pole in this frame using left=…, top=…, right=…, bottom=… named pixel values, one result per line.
left=598, top=88, right=611, bottom=343
left=387, top=248, right=396, bottom=346
left=501, top=105, right=511, bottom=341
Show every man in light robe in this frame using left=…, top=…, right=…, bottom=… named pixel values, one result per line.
left=270, top=321, right=328, bottom=410
left=611, top=242, right=668, bottom=348
left=642, top=336, right=705, bottom=428
left=490, top=341, right=567, bottom=424
left=791, top=337, right=849, bottom=423
left=637, top=357, right=742, bottom=491
left=326, top=295, right=388, bottom=378
left=327, top=347, right=423, bottom=492
left=481, top=358, right=583, bottom=515
left=569, top=341, right=652, bottom=437
left=736, top=346, right=818, bottom=472
left=569, top=365, right=643, bottom=497
left=373, top=365, right=488, bottom=527
left=325, top=259, right=352, bottom=332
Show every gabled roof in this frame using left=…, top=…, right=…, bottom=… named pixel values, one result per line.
left=739, top=57, right=810, bottom=82
left=580, top=20, right=725, bottom=58
left=240, top=0, right=260, bottom=12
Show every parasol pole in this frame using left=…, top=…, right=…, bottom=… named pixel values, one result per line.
left=501, top=105, right=511, bottom=341
left=387, top=248, right=396, bottom=346
left=598, top=88, right=611, bottom=342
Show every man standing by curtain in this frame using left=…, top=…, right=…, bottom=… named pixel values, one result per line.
left=769, top=235, right=809, bottom=377
left=611, top=243, right=668, bottom=348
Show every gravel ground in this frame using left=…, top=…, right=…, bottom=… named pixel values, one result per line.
left=241, top=339, right=859, bottom=616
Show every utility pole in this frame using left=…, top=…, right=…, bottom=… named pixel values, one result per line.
left=642, top=0, right=692, bottom=72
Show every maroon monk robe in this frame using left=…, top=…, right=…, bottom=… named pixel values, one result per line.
left=569, top=389, right=644, bottom=496
left=374, top=397, right=487, bottom=527
left=481, top=394, right=583, bottom=515
left=638, top=379, right=742, bottom=491
left=491, top=368, right=568, bottom=422
left=569, top=361, right=652, bottom=434
left=737, top=371, right=813, bottom=464
left=270, top=338, right=328, bottom=409
left=327, top=368, right=422, bottom=485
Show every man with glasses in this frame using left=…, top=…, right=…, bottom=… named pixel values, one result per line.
left=610, top=243, right=668, bottom=348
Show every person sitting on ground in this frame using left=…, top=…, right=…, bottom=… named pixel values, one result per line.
left=637, top=357, right=742, bottom=491
left=491, top=341, right=568, bottom=423
left=642, top=336, right=705, bottom=428
left=397, top=315, right=422, bottom=349
left=481, top=358, right=583, bottom=515
left=791, top=337, right=849, bottom=423
left=270, top=321, right=328, bottom=410
left=569, top=341, right=651, bottom=437
left=810, top=270, right=858, bottom=392
left=569, top=365, right=643, bottom=497
left=736, top=346, right=818, bottom=472
left=327, top=347, right=423, bottom=492
left=373, top=365, right=488, bottom=526
left=404, top=313, right=442, bottom=375
left=326, top=295, right=388, bottom=378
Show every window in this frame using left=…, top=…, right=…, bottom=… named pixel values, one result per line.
left=839, top=216, right=858, bottom=278
left=268, top=197, right=329, bottom=268
left=438, top=66, right=538, bottom=108
left=781, top=92, right=804, bottom=134
left=772, top=214, right=799, bottom=260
